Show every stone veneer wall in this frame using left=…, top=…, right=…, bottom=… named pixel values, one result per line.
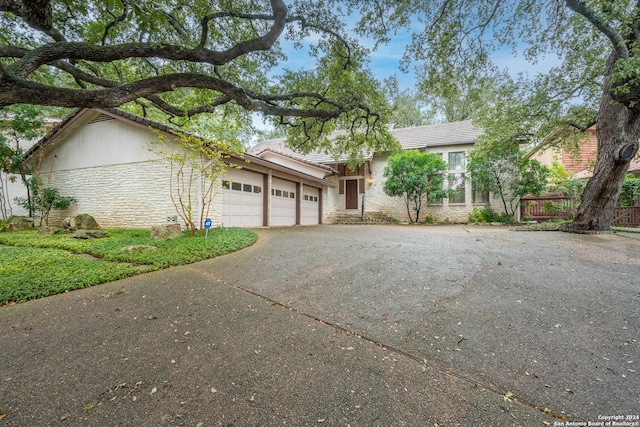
left=40, top=159, right=219, bottom=229
left=362, top=149, right=504, bottom=223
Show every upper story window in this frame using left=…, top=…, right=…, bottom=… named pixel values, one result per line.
left=448, top=152, right=466, bottom=170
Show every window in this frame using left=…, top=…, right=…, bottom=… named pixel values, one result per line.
left=290, top=192, right=295, bottom=199
left=449, top=173, right=466, bottom=204
left=313, top=196, right=318, bottom=202
left=253, top=186, right=262, bottom=194
left=472, top=179, right=489, bottom=204
left=222, top=180, right=230, bottom=189
left=283, top=191, right=289, bottom=198
left=243, top=184, right=252, bottom=192
left=448, top=152, right=466, bottom=170
left=304, top=195, right=309, bottom=201
left=231, top=182, right=242, bottom=191
left=275, top=189, right=282, bottom=197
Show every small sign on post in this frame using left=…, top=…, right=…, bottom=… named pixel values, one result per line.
left=204, top=218, right=212, bottom=238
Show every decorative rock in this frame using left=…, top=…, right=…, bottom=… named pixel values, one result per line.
left=38, top=226, right=69, bottom=235
left=120, top=245, right=158, bottom=253
left=63, top=214, right=100, bottom=231
left=150, top=225, right=182, bottom=241
left=5, top=216, right=34, bottom=232
left=72, top=229, right=109, bottom=239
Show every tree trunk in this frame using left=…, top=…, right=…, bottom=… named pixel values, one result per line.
left=570, top=53, right=640, bottom=232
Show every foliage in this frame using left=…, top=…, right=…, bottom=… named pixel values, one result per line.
left=383, top=150, right=450, bottom=223
left=0, top=227, right=257, bottom=304
left=148, top=126, right=243, bottom=236
left=14, top=178, right=76, bottom=226
left=468, top=140, right=549, bottom=219
left=0, top=104, right=44, bottom=219
left=468, top=207, right=501, bottom=224
left=0, top=0, right=399, bottom=163
left=548, top=161, right=571, bottom=189
left=619, top=175, right=640, bottom=207
left=382, top=77, right=430, bottom=128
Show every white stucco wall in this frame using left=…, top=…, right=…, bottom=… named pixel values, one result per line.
left=38, top=117, right=163, bottom=172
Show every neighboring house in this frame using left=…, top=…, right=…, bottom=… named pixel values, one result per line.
left=252, top=121, right=497, bottom=223
left=0, top=116, right=60, bottom=219
left=528, top=127, right=599, bottom=179
left=22, top=108, right=335, bottom=229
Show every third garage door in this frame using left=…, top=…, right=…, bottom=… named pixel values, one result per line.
left=301, top=185, right=320, bottom=225
left=271, top=178, right=296, bottom=226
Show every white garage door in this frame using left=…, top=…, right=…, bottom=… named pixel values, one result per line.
left=221, top=169, right=264, bottom=227
left=271, top=178, right=296, bottom=226
left=302, top=185, right=320, bottom=225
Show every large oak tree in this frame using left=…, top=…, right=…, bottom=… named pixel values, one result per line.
left=0, top=0, right=396, bottom=157
left=345, top=0, right=640, bottom=231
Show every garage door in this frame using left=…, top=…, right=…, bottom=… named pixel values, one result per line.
left=301, top=185, right=320, bottom=225
left=271, top=178, right=296, bottom=226
left=221, top=169, right=264, bottom=227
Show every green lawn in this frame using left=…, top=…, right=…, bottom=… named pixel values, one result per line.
left=0, top=227, right=257, bottom=305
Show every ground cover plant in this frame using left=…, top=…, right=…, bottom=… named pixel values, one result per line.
left=0, top=227, right=257, bottom=305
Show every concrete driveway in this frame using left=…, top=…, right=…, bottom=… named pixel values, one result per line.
left=0, top=225, right=638, bottom=426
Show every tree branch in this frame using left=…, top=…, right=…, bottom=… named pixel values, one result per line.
left=565, top=0, right=629, bottom=58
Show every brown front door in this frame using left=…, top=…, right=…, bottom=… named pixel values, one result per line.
left=346, top=179, right=358, bottom=209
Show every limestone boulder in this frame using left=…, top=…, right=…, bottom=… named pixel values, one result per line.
left=5, top=216, right=34, bottom=232
left=38, top=226, right=69, bottom=235
left=63, top=214, right=100, bottom=231
left=120, top=244, right=158, bottom=253
left=150, top=225, right=182, bottom=241
left=72, top=229, right=109, bottom=239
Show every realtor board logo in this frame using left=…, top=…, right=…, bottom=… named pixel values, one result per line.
left=204, top=218, right=212, bottom=229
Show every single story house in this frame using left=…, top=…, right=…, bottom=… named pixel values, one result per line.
left=23, top=108, right=336, bottom=229
left=251, top=121, right=498, bottom=223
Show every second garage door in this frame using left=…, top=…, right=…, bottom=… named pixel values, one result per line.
left=271, top=178, right=296, bottom=226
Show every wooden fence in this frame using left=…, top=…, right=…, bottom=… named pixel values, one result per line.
left=520, top=195, right=640, bottom=227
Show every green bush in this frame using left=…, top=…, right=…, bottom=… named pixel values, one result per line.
left=468, top=207, right=501, bottom=223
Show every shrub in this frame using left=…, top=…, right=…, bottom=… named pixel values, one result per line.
left=468, top=207, right=501, bottom=223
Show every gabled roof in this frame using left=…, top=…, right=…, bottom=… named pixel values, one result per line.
left=391, top=121, right=482, bottom=150
left=251, top=147, right=338, bottom=174
left=250, top=120, right=482, bottom=165
left=250, top=136, right=374, bottom=165
left=23, top=108, right=336, bottom=188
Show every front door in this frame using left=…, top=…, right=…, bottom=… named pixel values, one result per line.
left=346, top=179, right=358, bottom=209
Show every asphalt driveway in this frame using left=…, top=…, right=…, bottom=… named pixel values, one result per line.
left=0, top=225, right=638, bottom=426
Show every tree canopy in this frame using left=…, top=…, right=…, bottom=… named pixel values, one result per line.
left=0, top=0, right=396, bottom=156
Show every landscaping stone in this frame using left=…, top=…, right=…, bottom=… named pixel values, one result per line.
left=120, top=244, right=158, bottom=253
left=72, top=229, right=109, bottom=239
left=37, top=226, right=69, bottom=235
left=150, top=225, right=182, bottom=241
left=63, top=214, right=100, bottom=231
left=4, top=216, right=34, bottom=232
